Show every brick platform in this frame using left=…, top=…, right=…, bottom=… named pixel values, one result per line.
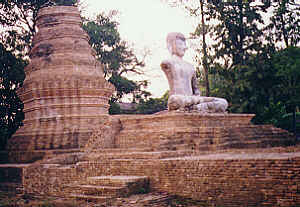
left=22, top=147, right=300, bottom=206
left=2, top=6, right=299, bottom=206
left=3, top=111, right=296, bottom=206
left=115, top=113, right=296, bottom=150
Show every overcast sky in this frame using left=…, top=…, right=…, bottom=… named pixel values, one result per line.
left=81, top=0, right=197, bottom=98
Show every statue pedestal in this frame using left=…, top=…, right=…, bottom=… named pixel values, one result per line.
left=114, top=112, right=295, bottom=151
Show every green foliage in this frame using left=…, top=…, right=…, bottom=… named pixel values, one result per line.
left=207, top=0, right=265, bottom=68
left=108, top=100, right=122, bottom=115
left=109, top=91, right=168, bottom=115
left=211, top=47, right=300, bottom=125
left=0, top=0, right=79, bottom=57
left=165, top=0, right=299, bottom=127
left=0, top=43, right=26, bottom=149
left=189, top=0, right=211, bottom=96
left=276, top=112, right=300, bottom=133
left=109, top=75, right=138, bottom=97
left=136, top=97, right=167, bottom=114
left=134, top=91, right=168, bottom=114
left=51, top=0, right=78, bottom=6
left=271, top=46, right=300, bottom=109
left=192, top=1, right=299, bottom=126
left=266, top=0, right=300, bottom=47
left=82, top=14, right=122, bottom=75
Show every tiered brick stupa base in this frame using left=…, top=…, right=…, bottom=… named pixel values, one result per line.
left=7, top=6, right=114, bottom=151
left=85, top=112, right=296, bottom=152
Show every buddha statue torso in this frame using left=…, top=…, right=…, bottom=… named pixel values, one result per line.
left=161, top=32, right=228, bottom=113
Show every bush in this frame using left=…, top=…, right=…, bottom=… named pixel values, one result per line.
left=52, top=0, right=78, bottom=6
left=276, top=112, right=300, bottom=133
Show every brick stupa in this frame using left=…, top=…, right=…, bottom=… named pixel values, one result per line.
left=7, top=6, right=114, bottom=150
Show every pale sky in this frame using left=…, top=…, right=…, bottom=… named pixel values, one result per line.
left=81, top=0, right=197, bottom=98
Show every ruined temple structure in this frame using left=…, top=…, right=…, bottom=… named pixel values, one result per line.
left=7, top=6, right=114, bottom=150
left=1, top=6, right=300, bottom=207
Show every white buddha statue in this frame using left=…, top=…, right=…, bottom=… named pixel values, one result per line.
left=160, top=32, right=228, bottom=113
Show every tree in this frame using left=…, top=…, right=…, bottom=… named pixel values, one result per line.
left=0, top=0, right=79, bottom=57
left=211, top=49, right=282, bottom=121
left=0, top=43, right=25, bottom=149
left=207, top=0, right=267, bottom=68
left=136, top=91, right=169, bottom=114
left=266, top=0, right=300, bottom=48
left=162, top=0, right=268, bottom=96
left=82, top=13, right=151, bottom=106
left=210, top=46, right=300, bottom=126
left=187, top=0, right=211, bottom=96
left=271, top=47, right=300, bottom=134
left=271, top=46, right=300, bottom=110
left=163, top=0, right=299, bottom=127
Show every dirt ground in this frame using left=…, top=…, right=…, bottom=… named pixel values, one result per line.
left=0, top=191, right=207, bottom=207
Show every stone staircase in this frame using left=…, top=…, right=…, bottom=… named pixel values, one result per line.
left=68, top=175, right=149, bottom=203
left=115, top=113, right=297, bottom=152
left=219, top=125, right=296, bottom=149
left=150, top=125, right=296, bottom=151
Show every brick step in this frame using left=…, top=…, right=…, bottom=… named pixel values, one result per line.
left=224, top=135, right=294, bottom=143
left=41, top=164, right=74, bottom=170
left=69, top=184, right=127, bottom=197
left=227, top=126, right=291, bottom=135
left=158, top=144, right=193, bottom=151
left=67, top=176, right=149, bottom=203
left=0, top=149, right=83, bottom=164
left=228, top=132, right=289, bottom=138
left=159, top=138, right=185, bottom=145
left=69, top=194, right=111, bottom=202
left=86, top=150, right=193, bottom=160
left=87, top=147, right=153, bottom=153
left=224, top=130, right=295, bottom=139
left=87, top=176, right=149, bottom=189
left=218, top=138, right=295, bottom=150
left=172, top=144, right=193, bottom=150
left=7, top=133, right=85, bottom=150
left=40, top=152, right=86, bottom=165
left=42, top=149, right=83, bottom=159
left=221, top=136, right=267, bottom=143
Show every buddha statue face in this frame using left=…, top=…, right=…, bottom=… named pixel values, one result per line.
left=167, top=32, right=187, bottom=58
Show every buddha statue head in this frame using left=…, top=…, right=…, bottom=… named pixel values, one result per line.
left=166, top=32, right=187, bottom=58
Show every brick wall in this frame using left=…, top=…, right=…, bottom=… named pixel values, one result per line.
left=115, top=114, right=296, bottom=150
left=23, top=151, right=300, bottom=206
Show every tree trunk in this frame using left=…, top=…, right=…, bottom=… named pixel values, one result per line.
left=200, top=0, right=210, bottom=96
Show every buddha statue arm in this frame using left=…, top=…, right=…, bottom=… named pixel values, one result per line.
left=191, top=72, right=201, bottom=96
left=160, top=60, right=172, bottom=73
left=161, top=60, right=175, bottom=95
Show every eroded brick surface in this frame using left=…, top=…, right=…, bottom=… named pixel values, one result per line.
left=22, top=148, right=300, bottom=207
